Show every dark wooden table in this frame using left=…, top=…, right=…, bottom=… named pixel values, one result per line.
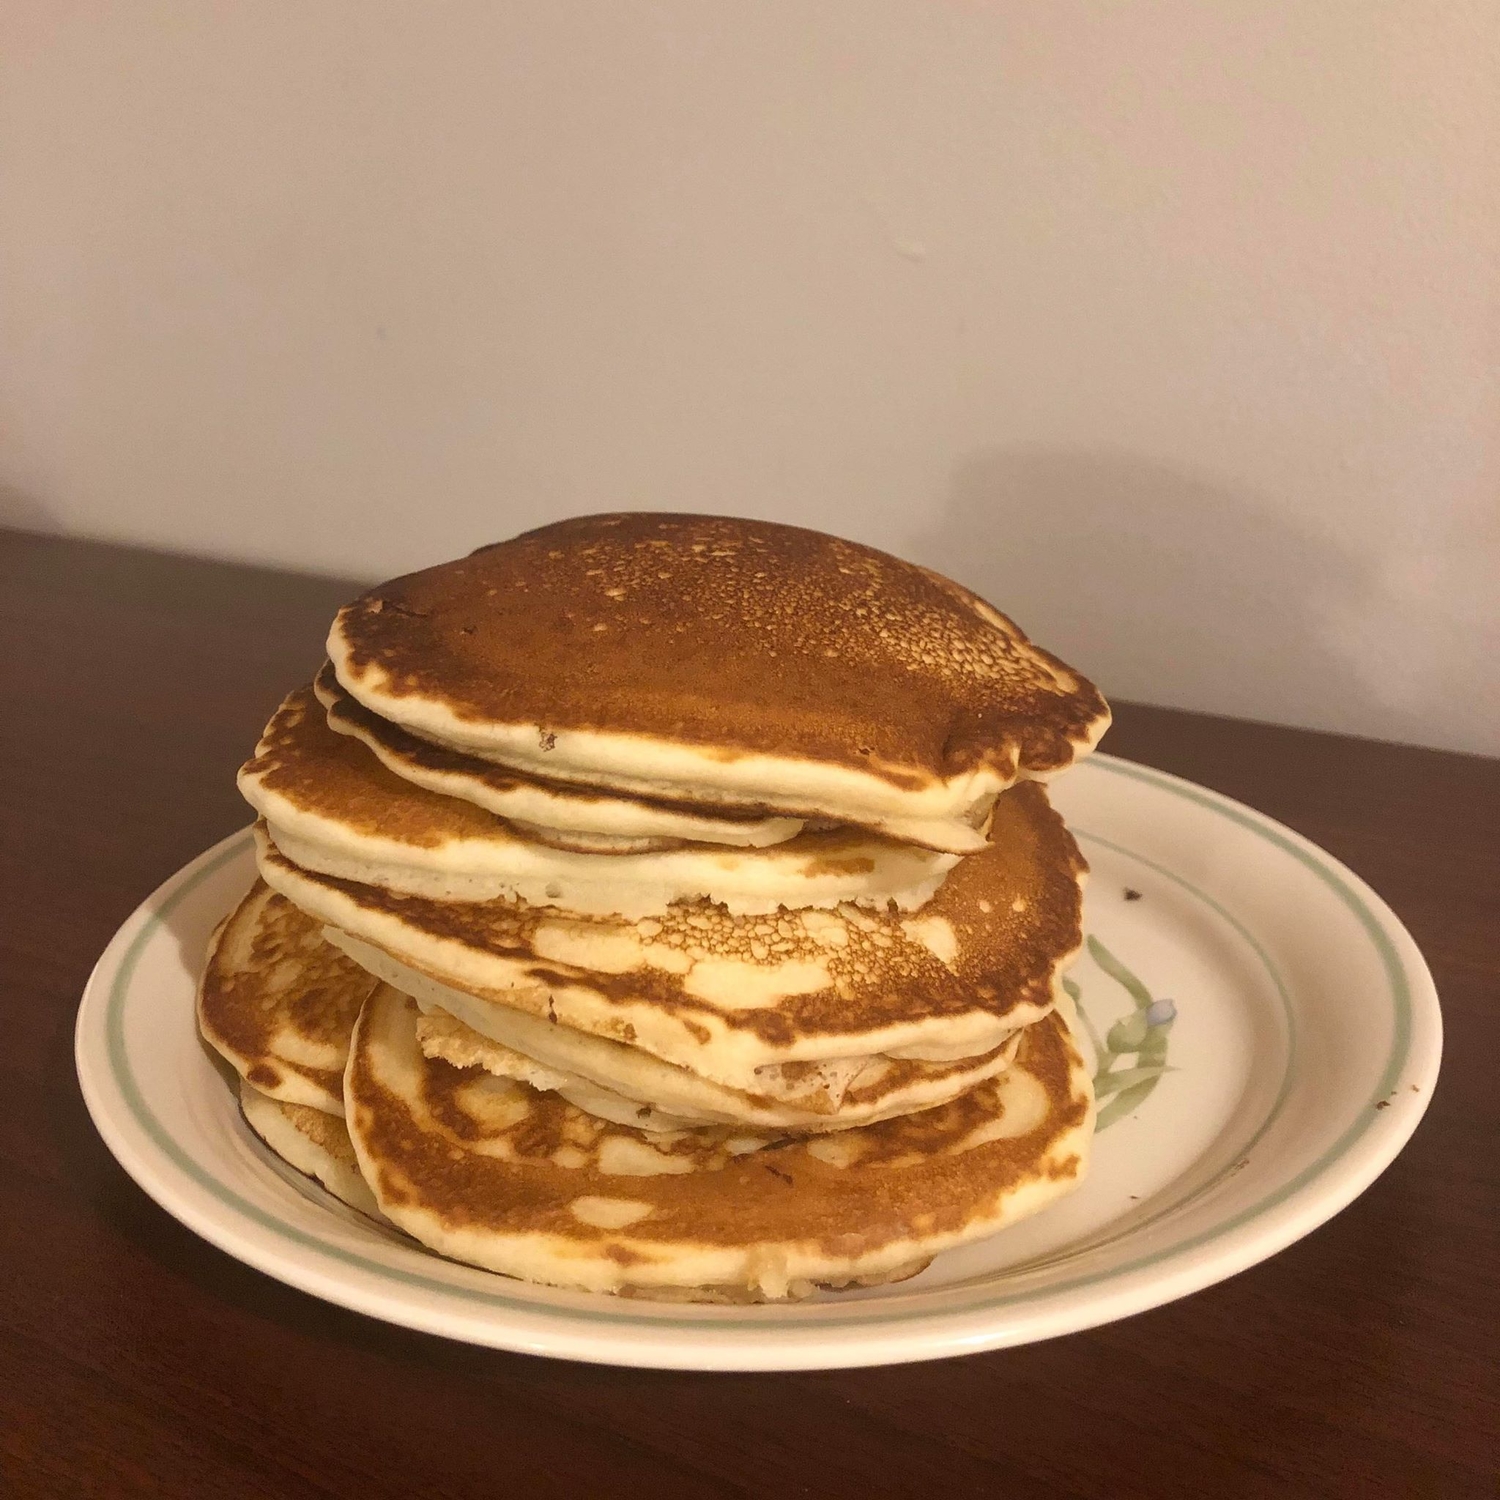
left=3, top=529, right=1495, bottom=1499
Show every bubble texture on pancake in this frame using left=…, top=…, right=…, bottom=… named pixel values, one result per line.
left=242, top=688, right=958, bottom=917
left=197, top=880, right=377, bottom=1114
left=253, top=779, right=1085, bottom=1086
left=326, top=514, right=1109, bottom=845
left=345, top=987, right=1093, bottom=1297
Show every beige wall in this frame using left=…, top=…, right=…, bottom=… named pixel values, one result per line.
left=3, top=2, right=1496, bottom=754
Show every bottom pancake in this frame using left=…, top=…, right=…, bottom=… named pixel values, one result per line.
left=345, top=986, right=1094, bottom=1298
left=238, top=1078, right=383, bottom=1220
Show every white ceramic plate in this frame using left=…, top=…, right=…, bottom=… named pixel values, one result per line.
left=75, top=755, right=1441, bottom=1371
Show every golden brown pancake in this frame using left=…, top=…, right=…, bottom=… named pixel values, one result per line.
left=313, top=661, right=805, bottom=850
left=408, top=998, right=1025, bottom=1134
left=197, top=880, right=377, bottom=1114
left=325, top=514, right=1110, bottom=850
left=238, top=1078, right=383, bottom=1219
left=200, top=869, right=1032, bottom=1134
left=253, top=779, right=1086, bottom=1088
left=344, top=986, right=1094, bottom=1297
left=241, top=687, right=961, bottom=916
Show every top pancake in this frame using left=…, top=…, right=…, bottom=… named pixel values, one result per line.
left=327, top=514, right=1110, bottom=850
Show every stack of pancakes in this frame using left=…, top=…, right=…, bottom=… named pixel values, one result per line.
left=199, top=513, right=1110, bottom=1300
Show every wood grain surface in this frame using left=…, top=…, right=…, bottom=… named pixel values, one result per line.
left=2, top=529, right=1495, bottom=1499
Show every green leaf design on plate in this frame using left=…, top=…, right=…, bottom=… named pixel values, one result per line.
left=1106, top=1011, right=1151, bottom=1053
left=1093, top=1063, right=1177, bottom=1099
left=1087, top=935, right=1154, bottom=1009
left=1076, top=937, right=1179, bottom=1131
left=1094, top=1078, right=1164, bottom=1132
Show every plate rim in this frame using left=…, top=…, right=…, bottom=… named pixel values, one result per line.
left=75, top=753, right=1443, bottom=1369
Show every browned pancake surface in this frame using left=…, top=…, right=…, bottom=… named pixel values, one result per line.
left=331, top=514, right=1108, bottom=784
left=243, top=686, right=507, bottom=849
left=198, top=880, right=375, bottom=1099
left=257, top=779, right=1085, bottom=1048
left=314, top=661, right=789, bottom=829
left=246, top=685, right=939, bottom=878
left=349, top=993, right=1089, bottom=1255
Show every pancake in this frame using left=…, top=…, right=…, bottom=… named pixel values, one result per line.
left=344, top=986, right=1094, bottom=1297
left=200, top=864, right=1030, bottom=1136
left=406, top=987, right=1026, bottom=1133
left=413, top=1008, right=714, bottom=1134
left=242, top=688, right=960, bottom=917
left=197, top=879, right=377, bottom=1114
left=201, top=865, right=1028, bottom=1134
left=238, top=1078, right=382, bottom=1219
left=315, top=662, right=805, bottom=850
left=326, top=514, right=1110, bottom=853
left=254, top=779, right=1086, bottom=1090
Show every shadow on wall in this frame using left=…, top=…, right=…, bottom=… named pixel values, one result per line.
left=912, top=448, right=1388, bottom=743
